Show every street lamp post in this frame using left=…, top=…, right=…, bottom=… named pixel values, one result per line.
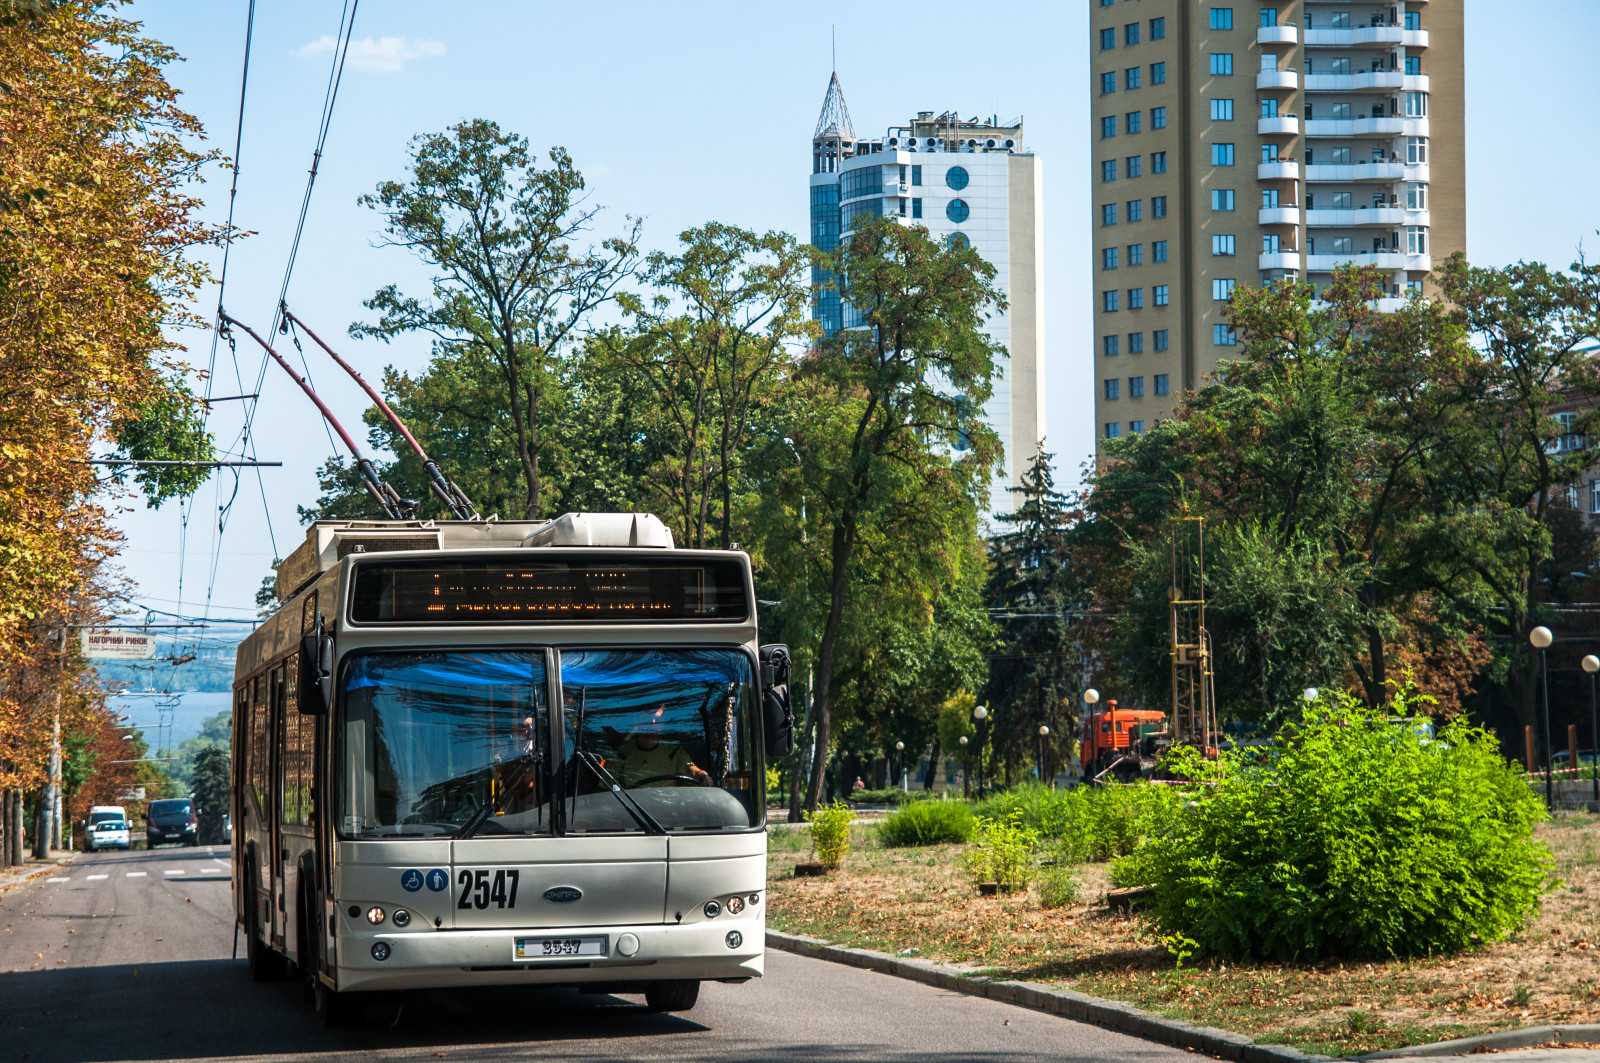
left=1530, top=626, right=1555, bottom=811
left=1038, top=724, right=1051, bottom=787
left=1584, top=655, right=1600, bottom=806
left=973, top=705, right=989, bottom=795
left=895, top=740, right=906, bottom=792
left=958, top=735, right=970, bottom=797
left=1082, top=688, right=1100, bottom=777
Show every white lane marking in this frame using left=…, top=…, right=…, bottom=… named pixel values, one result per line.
left=126, top=872, right=147, bottom=878
left=47, top=877, right=69, bottom=883
left=86, top=875, right=108, bottom=881
left=200, top=868, right=221, bottom=873
left=164, top=870, right=182, bottom=876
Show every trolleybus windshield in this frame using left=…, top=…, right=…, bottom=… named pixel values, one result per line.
left=337, top=648, right=760, bottom=839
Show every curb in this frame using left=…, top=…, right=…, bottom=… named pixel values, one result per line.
left=765, top=929, right=1334, bottom=1062
left=0, top=854, right=74, bottom=895
left=1354, top=1024, right=1600, bottom=1059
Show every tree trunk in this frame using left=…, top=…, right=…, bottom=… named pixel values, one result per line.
left=803, top=522, right=856, bottom=813
left=32, top=787, right=48, bottom=859
left=923, top=739, right=939, bottom=791
left=787, top=678, right=817, bottom=823
left=0, top=788, right=10, bottom=868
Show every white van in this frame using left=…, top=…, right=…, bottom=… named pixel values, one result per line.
left=85, top=805, right=129, bottom=851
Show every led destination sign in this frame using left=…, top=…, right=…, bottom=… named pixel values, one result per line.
left=349, top=557, right=750, bottom=624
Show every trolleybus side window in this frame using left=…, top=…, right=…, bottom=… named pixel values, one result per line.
left=339, top=651, right=551, bottom=838
left=251, top=675, right=269, bottom=808
left=282, top=660, right=311, bottom=826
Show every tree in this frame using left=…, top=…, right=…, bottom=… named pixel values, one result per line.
left=351, top=121, right=640, bottom=519
left=191, top=746, right=229, bottom=844
left=787, top=218, right=1006, bottom=812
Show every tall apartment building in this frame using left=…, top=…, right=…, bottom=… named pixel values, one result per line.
left=1089, top=1, right=1464, bottom=442
left=809, top=73, right=1046, bottom=512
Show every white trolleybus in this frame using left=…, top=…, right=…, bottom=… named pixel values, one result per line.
left=231, top=512, right=794, bottom=1024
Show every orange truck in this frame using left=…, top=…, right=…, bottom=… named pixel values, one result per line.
left=1080, top=700, right=1169, bottom=778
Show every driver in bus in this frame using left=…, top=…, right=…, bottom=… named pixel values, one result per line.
left=615, top=704, right=710, bottom=788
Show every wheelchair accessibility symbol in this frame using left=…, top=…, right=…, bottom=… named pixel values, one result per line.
left=401, top=869, right=424, bottom=893
left=425, top=868, right=449, bottom=893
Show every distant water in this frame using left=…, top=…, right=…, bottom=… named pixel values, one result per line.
left=110, top=690, right=232, bottom=752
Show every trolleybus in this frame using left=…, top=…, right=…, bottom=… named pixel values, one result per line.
left=230, top=512, right=793, bottom=1024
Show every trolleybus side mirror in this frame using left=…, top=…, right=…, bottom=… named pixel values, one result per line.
left=298, top=627, right=334, bottom=716
left=759, top=644, right=795, bottom=758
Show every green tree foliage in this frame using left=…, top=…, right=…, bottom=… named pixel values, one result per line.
left=168, top=709, right=229, bottom=789
left=1132, top=690, right=1550, bottom=960
left=877, top=800, right=975, bottom=847
left=190, top=745, right=228, bottom=844
left=109, top=372, right=215, bottom=505
left=348, top=121, right=640, bottom=519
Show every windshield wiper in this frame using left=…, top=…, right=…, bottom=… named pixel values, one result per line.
left=568, top=749, right=666, bottom=836
left=455, top=753, right=535, bottom=840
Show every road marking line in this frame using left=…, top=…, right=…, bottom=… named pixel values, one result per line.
left=200, top=868, right=220, bottom=873
left=86, top=875, right=107, bottom=881
left=126, top=872, right=147, bottom=878
left=164, top=870, right=182, bottom=876
left=47, top=877, right=69, bottom=883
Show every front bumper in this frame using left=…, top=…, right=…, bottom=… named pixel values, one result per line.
left=334, top=914, right=765, bottom=993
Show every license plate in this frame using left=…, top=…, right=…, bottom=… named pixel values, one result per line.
left=514, top=935, right=608, bottom=961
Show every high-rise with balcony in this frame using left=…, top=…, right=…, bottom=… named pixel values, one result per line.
left=1089, top=1, right=1464, bottom=444
left=810, top=73, right=1047, bottom=511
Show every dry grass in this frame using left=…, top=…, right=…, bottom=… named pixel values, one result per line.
left=766, top=812, right=1600, bottom=1057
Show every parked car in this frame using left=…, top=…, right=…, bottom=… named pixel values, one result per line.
left=84, top=805, right=129, bottom=852
left=1551, top=749, right=1599, bottom=773
left=146, top=797, right=198, bottom=848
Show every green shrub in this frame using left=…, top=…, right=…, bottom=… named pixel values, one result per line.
left=1038, top=865, right=1080, bottom=908
left=847, top=788, right=934, bottom=805
left=974, top=782, right=1079, bottom=837
left=1140, top=690, right=1551, bottom=960
left=877, top=800, right=976, bottom=847
left=962, top=813, right=1040, bottom=889
left=976, top=781, right=1184, bottom=862
left=805, top=800, right=854, bottom=871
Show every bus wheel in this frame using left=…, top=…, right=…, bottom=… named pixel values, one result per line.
left=313, top=979, right=359, bottom=1027
left=643, top=980, right=700, bottom=1013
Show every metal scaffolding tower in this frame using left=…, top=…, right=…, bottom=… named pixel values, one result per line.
left=1169, top=508, right=1218, bottom=752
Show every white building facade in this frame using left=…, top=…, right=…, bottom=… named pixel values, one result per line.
left=809, top=76, right=1046, bottom=515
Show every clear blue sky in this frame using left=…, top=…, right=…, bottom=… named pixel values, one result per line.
left=115, top=0, right=1600, bottom=623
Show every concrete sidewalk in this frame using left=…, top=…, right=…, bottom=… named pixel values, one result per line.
left=0, top=851, right=74, bottom=894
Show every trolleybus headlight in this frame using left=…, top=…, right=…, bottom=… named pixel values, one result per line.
left=366, top=906, right=386, bottom=925
left=726, top=895, right=744, bottom=915
left=371, top=941, right=391, bottom=962
left=392, top=909, right=411, bottom=928
left=703, top=900, right=721, bottom=919
left=725, top=931, right=743, bottom=949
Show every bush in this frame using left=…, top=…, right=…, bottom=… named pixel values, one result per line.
left=975, top=781, right=1183, bottom=862
left=1139, top=691, right=1551, bottom=960
left=961, top=814, right=1040, bottom=889
left=1038, top=865, right=1080, bottom=908
left=805, top=800, right=854, bottom=871
left=847, top=788, right=934, bottom=806
left=877, top=800, right=976, bottom=847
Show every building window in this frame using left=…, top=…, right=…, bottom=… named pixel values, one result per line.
left=946, top=199, right=970, bottom=223
left=1104, top=334, right=1120, bottom=357
left=1103, top=290, right=1120, bottom=312
left=1128, top=331, right=1144, bottom=353
left=1125, top=66, right=1141, bottom=90
left=1211, top=189, right=1235, bottom=211
left=1212, top=278, right=1235, bottom=299
left=1127, top=243, right=1143, bottom=266
left=1150, top=16, right=1165, bottom=40
left=1126, top=111, right=1142, bottom=134
left=1260, top=8, right=1277, bottom=27
left=1103, top=247, right=1119, bottom=270
left=1105, top=378, right=1120, bottom=400
left=1406, top=226, right=1428, bottom=255
left=1262, top=233, right=1280, bottom=253
left=1212, top=235, right=1237, bottom=257
left=841, top=197, right=884, bottom=227
left=1210, top=53, right=1234, bottom=76
left=1101, top=116, right=1117, bottom=139
left=1152, top=151, right=1167, bottom=174
left=1330, top=57, right=1351, bottom=75
left=1128, top=287, right=1144, bottom=309
left=1211, top=143, right=1235, bottom=166
left=1127, top=199, right=1143, bottom=222
left=1405, top=92, right=1428, bottom=117
left=1126, top=155, right=1142, bottom=178
left=1406, top=137, right=1428, bottom=164
left=898, top=197, right=907, bottom=217
left=1591, top=480, right=1600, bottom=515
left=1262, top=189, right=1280, bottom=209
left=1105, top=422, right=1121, bottom=439
left=1213, top=323, right=1237, bottom=345
left=1129, top=419, right=1145, bottom=434
left=1102, top=203, right=1118, bottom=226
left=911, top=198, right=922, bottom=219
left=1332, top=236, right=1353, bottom=254
left=841, top=166, right=891, bottom=201
left=1101, top=71, right=1116, bottom=95
left=1151, top=62, right=1166, bottom=86
left=1125, top=22, right=1140, bottom=45
left=1209, top=8, right=1233, bottom=29
left=1129, top=375, right=1145, bottom=398
left=1154, top=284, right=1169, bottom=306
left=946, top=233, right=968, bottom=249
left=1210, top=99, right=1234, bottom=121
left=1407, top=183, right=1427, bottom=210
left=945, top=166, right=970, bottom=191
left=1405, top=55, right=1421, bottom=75
left=1154, top=371, right=1170, bottom=392
left=1152, top=196, right=1167, bottom=218
left=1153, top=240, right=1167, bottom=263
left=1405, top=10, right=1421, bottom=30
left=1100, top=27, right=1115, bottom=50
left=1330, top=11, right=1350, bottom=28
left=1261, top=143, right=1280, bottom=163
left=1261, top=97, right=1279, bottom=118
left=911, top=165, right=922, bottom=186
left=1101, top=159, right=1117, bottom=182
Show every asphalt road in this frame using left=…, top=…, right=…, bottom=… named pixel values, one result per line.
left=1, top=848, right=1191, bottom=1063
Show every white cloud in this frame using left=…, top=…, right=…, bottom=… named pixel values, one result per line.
left=295, top=36, right=446, bottom=74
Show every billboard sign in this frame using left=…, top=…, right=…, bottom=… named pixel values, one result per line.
left=81, top=629, right=157, bottom=660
